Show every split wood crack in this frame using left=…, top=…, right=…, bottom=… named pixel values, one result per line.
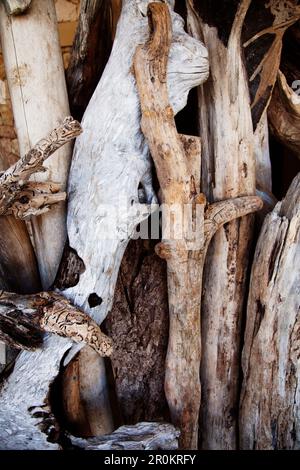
left=0, top=116, right=82, bottom=219
left=133, top=2, right=263, bottom=449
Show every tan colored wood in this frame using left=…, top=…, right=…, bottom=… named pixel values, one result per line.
left=0, top=117, right=81, bottom=219
left=269, top=70, right=300, bottom=159
left=134, top=2, right=262, bottom=449
left=0, top=0, right=73, bottom=288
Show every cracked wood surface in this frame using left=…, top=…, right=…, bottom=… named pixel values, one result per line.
left=240, top=172, right=300, bottom=450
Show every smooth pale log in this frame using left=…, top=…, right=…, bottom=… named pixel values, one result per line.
left=240, top=173, right=300, bottom=449
left=187, top=0, right=255, bottom=450
left=0, top=0, right=72, bottom=288
left=268, top=70, right=300, bottom=159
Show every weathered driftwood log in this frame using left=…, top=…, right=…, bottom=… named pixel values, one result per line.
left=0, top=291, right=113, bottom=355
left=2, top=0, right=31, bottom=15
left=0, top=0, right=73, bottom=288
left=63, top=0, right=122, bottom=435
left=186, top=0, right=297, bottom=448
left=134, top=2, right=262, bottom=449
left=61, top=0, right=209, bottom=437
left=70, top=422, right=179, bottom=450
left=66, top=0, right=122, bottom=120
left=0, top=0, right=204, bottom=448
left=239, top=172, right=300, bottom=449
left=269, top=70, right=300, bottom=159
left=0, top=117, right=81, bottom=219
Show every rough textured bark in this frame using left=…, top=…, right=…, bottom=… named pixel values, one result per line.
left=2, top=0, right=31, bottom=15
left=268, top=70, right=300, bottom=159
left=66, top=0, right=122, bottom=120
left=0, top=0, right=73, bottom=288
left=240, top=172, right=300, bottom=449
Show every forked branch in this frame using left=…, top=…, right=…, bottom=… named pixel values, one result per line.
left=134, top=2, right=261, bottom=449
left=0, top=290, right=113, bottom=356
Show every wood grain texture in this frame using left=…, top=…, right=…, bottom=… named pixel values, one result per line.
left=2, top=0, right=31, bottom=15
left=0, top=0, right=73, bottom=288
left=62, top=0, right=209, bottom=326
left=240, top=172, right=300, bottom=449
left=66, top=0, right=122, bottom=120
left=268, top=70, right=300, bottom=159
left=134, top=2, right=262, bottom=449
left=70, top=421, right=179, bottom=450
left=0, top=290, right=113, bottom=356
left=0, top=117, right=81, bottom=218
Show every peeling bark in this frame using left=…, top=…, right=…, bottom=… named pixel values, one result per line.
left=240, top=172, right=300, bottom=450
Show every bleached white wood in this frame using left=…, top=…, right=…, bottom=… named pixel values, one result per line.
left=0, top=0, right=71, bottom=288
left=63, top=0, right=209, bottom=325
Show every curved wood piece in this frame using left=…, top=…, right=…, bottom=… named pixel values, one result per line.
left=268, top=70, right=300, bottom=159
left=134, top=1, right=262, bottom=449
